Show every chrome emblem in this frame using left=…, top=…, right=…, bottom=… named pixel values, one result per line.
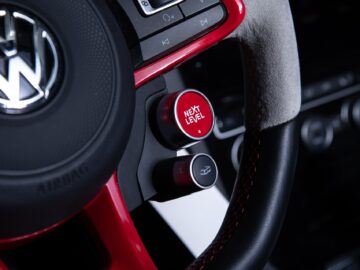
left=0, top=9, right=59, bottom=114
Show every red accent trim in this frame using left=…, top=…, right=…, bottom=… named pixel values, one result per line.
left=0, top=217, right=68, bottom=250
left=0, top=260, right=8, bottom=270
left=0, top=175, right=156, bottom=270
left=84, top=173, right=156, bottom=270
left=134, top=0, right=245, bottom=88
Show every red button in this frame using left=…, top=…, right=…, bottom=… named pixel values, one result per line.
left=174, top=90, right=214, bottom=139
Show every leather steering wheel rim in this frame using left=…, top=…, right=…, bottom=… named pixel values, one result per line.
left=189, top=0, right=301, bottom=268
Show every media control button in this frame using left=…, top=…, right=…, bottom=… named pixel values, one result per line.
left=140, top=5, right=225, bottom=61
left=136, top=7, right=183, bottom=39
left=191, top=154, right=218, bottom=188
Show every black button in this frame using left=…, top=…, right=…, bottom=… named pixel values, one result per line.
left=149, top=0, right=174, bottom=8
left=301, top=117, right=334, bottom=152
left=180, top=0, right=220, bottom=17
left=192, top=154, right=218, bottom=188
left=153, top=154, right=218, bottom=201
left=140, top=5, right=225, bottom=61
left=351, top=98, right=360, bottom=129
left=117, top=1, right=183, bottom=39
left=136, top=7, right=183, bottom=39
left=302, top=86, right=318, bottom=102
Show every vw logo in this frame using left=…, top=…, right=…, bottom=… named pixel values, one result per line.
left=0, top=9, right=60, bottom=114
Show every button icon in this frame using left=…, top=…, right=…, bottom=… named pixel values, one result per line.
left=141, top=0, right=150, bottom=7
left=183, top=105, right=206, bottom=126
left=162, top=13, right=176, bottom=22
left=200, top=166, right=212, bottom=176
left=161, top=38, right=170, bottom=46
left=200, top=18, right=209, bottom=27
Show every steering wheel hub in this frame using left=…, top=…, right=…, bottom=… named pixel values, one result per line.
left=0, top=0, right=134, bottom=239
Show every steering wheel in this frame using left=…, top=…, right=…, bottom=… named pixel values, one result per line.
left=0, top=0, right=301, bottom=269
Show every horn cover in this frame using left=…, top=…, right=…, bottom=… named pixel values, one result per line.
left=0, top=0, right=134, bottom=238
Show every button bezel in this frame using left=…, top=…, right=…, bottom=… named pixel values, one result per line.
left=136, top=0, right=184, bottom=16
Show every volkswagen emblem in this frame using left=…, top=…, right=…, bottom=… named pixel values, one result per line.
left=0, top=9, right=60, bottom=114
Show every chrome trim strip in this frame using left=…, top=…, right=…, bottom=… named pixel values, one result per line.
left=136, top=0, right=184, bottom=16
left=213, top=84, right=360, bottom=140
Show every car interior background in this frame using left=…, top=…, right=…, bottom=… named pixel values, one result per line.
left=0, top=0, right=360, bottom=269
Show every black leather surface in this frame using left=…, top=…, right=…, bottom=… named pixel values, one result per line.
left=189, top=121, right=298, bottom=270
left=188, top=0, right=301, bottom=268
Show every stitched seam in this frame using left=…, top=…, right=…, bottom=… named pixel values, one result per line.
left=188, top=74, right=265, bottom=269
left=195, top=131, right=261, bottom=270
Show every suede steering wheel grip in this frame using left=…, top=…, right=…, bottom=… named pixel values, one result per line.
left=189, top=0, right=301, bottom=269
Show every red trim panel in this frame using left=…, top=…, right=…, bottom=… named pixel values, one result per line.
left=84, top=174, right=156, bottom=270
left=0, top=176, right=156, bottom=270
left=135, top=0, right=245, bottom=88
left=0, top=260, right=8, bottom=270
left=0, top=218, right=68, bottom=250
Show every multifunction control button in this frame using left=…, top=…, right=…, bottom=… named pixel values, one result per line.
left=117, top=1, right=226, bottom=62
left=155, top=89, right=215, bottom=149
left=153, top=154, right=218, bottom=201
left=140, top=5, right=225, bottom=61
left=191, top=154, right=218, bottom=188
left=119, top=1, right=184, bottom=39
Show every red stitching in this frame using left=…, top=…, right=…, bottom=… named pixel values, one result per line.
left=190, top=134, right=261, bottom=270
left=188, top=58, right=265, bottom=269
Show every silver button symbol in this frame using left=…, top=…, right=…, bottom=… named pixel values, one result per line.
left=200, top=18, right=209, bottom=27
left=162, top=13, right=175, bottom=22
left=200, top=166, right=212, bottom=176
left=161, top=38, right=170, bottom=46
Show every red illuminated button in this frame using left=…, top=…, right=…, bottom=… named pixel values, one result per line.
left=175, top=90, right=214, bottom=140
left=155, top=89, right=215, bottom=149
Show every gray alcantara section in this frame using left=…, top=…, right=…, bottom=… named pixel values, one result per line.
left=230, top=0, right=301, bottom=130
